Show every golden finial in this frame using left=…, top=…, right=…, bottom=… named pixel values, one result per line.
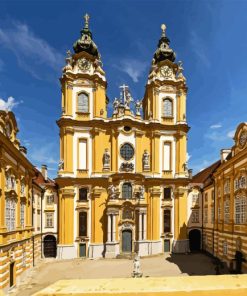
left=161, top=24, right=166, bottom=37
left=84, top=13, right=90, bottom=29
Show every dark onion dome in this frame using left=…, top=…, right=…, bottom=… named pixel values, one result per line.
left=73, top=14, right=100, bottom=59
left=153, top=24, right=176, bottom=64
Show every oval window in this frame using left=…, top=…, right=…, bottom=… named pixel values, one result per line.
left=120, top=143, right=134, bottom=161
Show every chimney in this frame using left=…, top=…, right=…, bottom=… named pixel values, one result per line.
left=41, top=164, right=48, bottom=181
left=188, top=169, right=193, bottom=179
left=220, top=149, right=231, bottom=163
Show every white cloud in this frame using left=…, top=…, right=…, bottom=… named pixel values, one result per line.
left=0, top=96, right=21, bottom=111
left=0, top=21, right=64, bottom=80
left=210, top=123, right=222, bottom=129
left=115, top=59, right=147, bottom=83
left=186, top=152, right=191, bottom=162
left=29, top=143, right=58, bottom=165
left=227, top=130, right=235, bottom=139
left=190, top=31, right=211, bottom=68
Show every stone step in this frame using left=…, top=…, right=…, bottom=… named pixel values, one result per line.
left=116, top=253, right=135, bottom=260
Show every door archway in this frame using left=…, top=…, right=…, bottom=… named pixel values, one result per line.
left=122, top=230, right=132, bottom=253
left=43, top=235, right=57, bottom=258
left=189, top=229, right=201, bottom=252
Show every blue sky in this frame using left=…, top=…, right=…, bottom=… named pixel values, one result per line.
left=0, top=0, right=247, bottom=178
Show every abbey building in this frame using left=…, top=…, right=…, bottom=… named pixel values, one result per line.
left=56, top=15, right=190, bottom=259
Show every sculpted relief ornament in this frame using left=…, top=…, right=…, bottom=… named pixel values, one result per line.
left=103, top=148, right=110, bottom=170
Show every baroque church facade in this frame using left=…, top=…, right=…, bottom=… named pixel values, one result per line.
left=56, top=15, right=190, bottom=259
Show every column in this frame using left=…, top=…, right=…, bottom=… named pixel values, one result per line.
left=143, top=213, right=147, bottom=240
left=107, top=214, right=111, bottom=242
left=112, top=215, right=116, bottom=242
left=138, top=212, right=142, bottom=241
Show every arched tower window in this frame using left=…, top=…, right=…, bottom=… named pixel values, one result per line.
left=78, top=92, right=89, bottom=113
left=163, top=98, right=173, bottom=117
left=122, top=183, right=132, bottom=199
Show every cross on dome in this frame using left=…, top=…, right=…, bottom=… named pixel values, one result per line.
left=161, top=24, right=166, bottom=37
left=84, top=13, right=90, bottom=29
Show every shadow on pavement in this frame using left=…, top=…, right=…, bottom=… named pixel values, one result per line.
left=165, top=252, right=229, bottom=276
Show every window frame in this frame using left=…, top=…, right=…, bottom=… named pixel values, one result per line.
left=79, top=188, right=88, bottom=201
left=120, top=143, right=134, bottom=161
left=163, top=209, right=171, bottom=233
left=122, top=182, right=132, bottom=199
left=45, top=213, right=54, bottom=228
left=79, top=211, right=87, bottom=237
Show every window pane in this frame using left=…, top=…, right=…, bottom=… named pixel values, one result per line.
left=122, top=183, right=132, bottom=199
left=79, top=188, right=88, bottom=201
left=120, top=143, right=134, bottom=161
left=79, top=212, right=87, bottom=236
left=164, top=188, right=171, bottom=199
left=164, top=210, right=171, bottom=232
left=163, top=99, right=172, bottom=117
left=78, top=93, right=89, bottom=113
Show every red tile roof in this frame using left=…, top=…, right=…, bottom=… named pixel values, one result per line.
left=32, top=167, right=56, bottom=188
left=192, top=160, right=221, bottom=185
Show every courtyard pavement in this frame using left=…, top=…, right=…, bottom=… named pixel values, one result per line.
left=10, top=253, right=228, bottom=296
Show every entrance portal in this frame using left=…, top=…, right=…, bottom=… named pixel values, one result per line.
left=189, top=229, right=201, bottom=252
left=43, top=235, right=57, bottom=258
left=122, top=230, right=132, bottom=253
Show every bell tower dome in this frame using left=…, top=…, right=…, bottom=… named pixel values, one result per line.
left=142, top=24, right=187, bottom=125
left=60, top=14, right=108, bottom=120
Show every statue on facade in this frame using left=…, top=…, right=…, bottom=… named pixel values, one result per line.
left=135, top=100, right=142, bottom=116
left=58, top=159, right=64, bottom=171
left=132, top=254, right=143, bottom=278
left=103, top=148, right=110, bottom=170
left=143, top=150, right=150, bottom=171
left=139, top=185, right=145, bottom=199
left=113, top=98, right=120, bottom=115
left=125, top=90, right=133, bottom=109
left=108, top=184, right=117, bottom=199
left=63, top=50, right=73, bottom=73
left=177, top=61, right=186, bottom=81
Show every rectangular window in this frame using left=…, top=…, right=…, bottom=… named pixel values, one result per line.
left=164, top=210, right=171, bottom=233
left=46, top=195, right=54, bottom=205
left=192, top=194, right=199, bottom=207
left=5, top=199, right=16, bottom=231
left=78, top=93, right=89, bottom=113
left=204, top=208, right=208, bottom=223
left=211, top=207, right=215, bottom=224
left=224, top=199, right=230, bottom=223
left=204, top=193, right=208, bottom=203
left=223, top=241, right=228, bottom=255
left=79, top=188, right=88, bottom=201
left=20, top=203, right=25, bottom=228
left=163, top=142, right=171, bottom=171
left=46, top=213, right=54, bottom=228
left=78, top=139, right=87, bottom=170
left=235, top=197, right=246, bottom=224
left=164, top=188, right=171, bottom=200
left=79, top=212, right=87, bottom=237
left=122, top=183, right=132, bottom=199
left=191, top=210, right=199, bottom=223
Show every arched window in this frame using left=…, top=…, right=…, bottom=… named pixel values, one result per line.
left=163, top=98, right=173, bottom=117
left=78, top=92, right=89, bottom=113
left=122, top=183, right=132, bottom=199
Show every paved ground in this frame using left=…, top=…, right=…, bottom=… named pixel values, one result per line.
left=10, top=253, right=228, bottom=296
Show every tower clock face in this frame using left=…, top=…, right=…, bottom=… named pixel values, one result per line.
left=239, top=131, right=247, bottom=148
left=78, top=58, right=91, bottom=71
left=160, top=65, right=173, bottom=79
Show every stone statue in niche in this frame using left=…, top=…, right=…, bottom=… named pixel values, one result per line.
left=108, top=184, right=117, bottom=199
left=143, top=150, right=150, bottom=171
left=103, top=148, right=110, bottom=170
left=135, top=100, right=142, bottom=116
left=123, top=209, right=132, bottom=220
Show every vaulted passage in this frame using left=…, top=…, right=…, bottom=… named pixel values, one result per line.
left=189, top=229, right=201, bottom=252
left=44, top=235, right=57, bottom=258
